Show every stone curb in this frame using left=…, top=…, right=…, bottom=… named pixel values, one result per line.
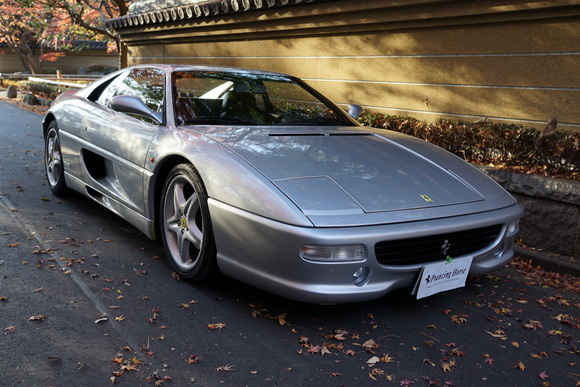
left=514, top=245, right=580, bottom=277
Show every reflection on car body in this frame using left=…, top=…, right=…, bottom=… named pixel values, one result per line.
left=42, top=65, right=523, bottom=303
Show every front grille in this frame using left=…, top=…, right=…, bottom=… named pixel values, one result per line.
left=375, top=224, right=503, bottom=266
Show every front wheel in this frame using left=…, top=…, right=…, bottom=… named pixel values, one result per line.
left=44, top=121, right=68, bottom=196
left=159, top=164, right=218, bottom=282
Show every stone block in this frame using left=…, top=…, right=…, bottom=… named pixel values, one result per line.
left=6, top=85, right=17, bottom=98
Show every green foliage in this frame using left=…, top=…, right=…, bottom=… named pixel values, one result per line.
left=358, top=111, right=579, bottom=179
left=79, top=64, right=118, bottom=75
left=17, top=81, right=63, bottom=100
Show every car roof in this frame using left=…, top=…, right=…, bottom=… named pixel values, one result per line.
left=125, top=64, right=290, bottom=78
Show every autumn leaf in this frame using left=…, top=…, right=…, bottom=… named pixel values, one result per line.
left=326, top=329, right=348, bottom=342
left=298, top=336, right=310, bottom=346
left=449, top=347, right=466, bottom=357
left=523, top=320, right=543, bottom=330
left=530, top=352, right=548, bottom=359
left=513, top=361, right=526, bottom=370
left=28, top=314, right=47, bottom=321
left=368, top=368, right=387, bottom=381
left=215, top=365, right=235, bottom=372
left=449, top=314, right=468, bottom=324
left=380, top=354, right=395, bottom=363
left=552, top=313, right=569, bottom=321
left=361, top=339, right=380, bottom=352
left=185, top=354, right=201, bottom=364
left=538, top=371, right=549, bottom=380
left=486, top=330, right=507, bottom=339
left=271, top=313, right=287, bottom=326
left=441, top=357, right=456, bottom=372
left=207, top=323, right=226, bottom=330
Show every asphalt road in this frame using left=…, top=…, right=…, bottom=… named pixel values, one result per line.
left=0, top=100, right=578, bottom=386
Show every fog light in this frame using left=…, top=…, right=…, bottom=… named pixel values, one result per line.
left=353, top=266, right=370, bottom=286
left=506, top=220, right=519, bottom=236
left=300, top=244, right=365, bottom=262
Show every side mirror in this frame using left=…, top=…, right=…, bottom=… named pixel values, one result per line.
left=111, top=95, right=162, bottom=124
left=347, top=104, right=363, bottom=119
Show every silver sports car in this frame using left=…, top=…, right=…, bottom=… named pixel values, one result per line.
left=43, top=65, right=523, bottom=303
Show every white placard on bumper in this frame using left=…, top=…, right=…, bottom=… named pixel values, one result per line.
left=413, top=257, right=473, bottom=299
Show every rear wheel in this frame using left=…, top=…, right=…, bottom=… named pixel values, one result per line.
left=44, top=121, right=68, bottom=196
left=160, top=164, right=218, bottom=281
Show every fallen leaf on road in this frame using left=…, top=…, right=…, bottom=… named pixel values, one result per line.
left=513, top=361, right=526, bottom=370
left=538, top=371, right=549, bottom=380
left=185, top=354, right=201, bottom=364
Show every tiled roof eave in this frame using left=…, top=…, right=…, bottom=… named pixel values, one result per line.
left=106, top=0, right=321, bottom=30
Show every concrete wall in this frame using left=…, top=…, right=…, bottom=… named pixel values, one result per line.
left=110, top=0, right=580, bottom=132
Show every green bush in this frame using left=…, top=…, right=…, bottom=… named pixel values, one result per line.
left=357, top=111, right=579, bottom=179
left=79, top=64, right=117, bottom=75
left=17, top=81, right=64, bottom=100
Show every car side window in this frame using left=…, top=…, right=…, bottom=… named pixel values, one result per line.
left=95, top=72, right=128, bottom=107
left=115, top=68, right=165, bottom=114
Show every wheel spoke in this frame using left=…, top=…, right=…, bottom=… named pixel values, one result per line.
left=166, top=185, right=183, bottom=230
left=178, top=232, right=192, bottom=262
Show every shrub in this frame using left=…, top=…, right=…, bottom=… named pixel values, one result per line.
left=79, top=64, right=117, bottom=75
left=17, top=81, right=64, bottom=100
left=358, top=111, right=579, bottom=179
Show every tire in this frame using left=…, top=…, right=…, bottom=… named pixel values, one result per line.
left=44, top=121, right=68, bottom=196
left=160, top=164, right=218, bottom=282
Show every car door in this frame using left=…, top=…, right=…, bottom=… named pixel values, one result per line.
left=78, top=67, right=165, bottom=214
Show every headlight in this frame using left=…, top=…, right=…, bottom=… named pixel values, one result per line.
left=300, top=244, right=365, bottom=262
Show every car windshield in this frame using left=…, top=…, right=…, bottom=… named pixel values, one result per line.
left=172, top=71, right=355, bottom=126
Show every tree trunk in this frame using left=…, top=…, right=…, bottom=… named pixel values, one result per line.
left=6, top=32, right=42, bottom=74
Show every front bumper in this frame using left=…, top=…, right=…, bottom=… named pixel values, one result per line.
left=209, top=199, right=523, bottom=304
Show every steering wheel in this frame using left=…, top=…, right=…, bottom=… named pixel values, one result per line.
left=275, top=109, right=308, bottom=123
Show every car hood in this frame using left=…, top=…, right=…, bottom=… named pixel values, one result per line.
left=204, top=126, right=516, bottom=225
